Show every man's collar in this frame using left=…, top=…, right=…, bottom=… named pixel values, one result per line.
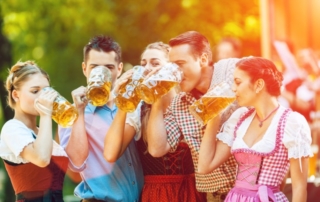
left=189, top=88, right=204, bottom=100
left=86, top=103, right=117, bottom=113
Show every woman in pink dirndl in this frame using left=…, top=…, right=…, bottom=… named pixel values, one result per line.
left=198, top=57, right=312, bottom=202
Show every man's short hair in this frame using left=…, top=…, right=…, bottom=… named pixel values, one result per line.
left=83, top=35, right=122, bottom=63
left=169, top=31, right=213, bottom=66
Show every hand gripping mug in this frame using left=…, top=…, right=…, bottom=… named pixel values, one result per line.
left=115, top=65, right=146, bottom=113
left=86, top=66, right=112, bottom=106
left=35, top=87, right=78, bottom=128
left=137, top=63, right=182, bottom=104
left=189, top=81, right=236, bottom=126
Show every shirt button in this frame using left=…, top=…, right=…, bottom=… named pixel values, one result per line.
left=132, top=181, right=135, bottom=185
left=128, top=163, right=132, bottom=166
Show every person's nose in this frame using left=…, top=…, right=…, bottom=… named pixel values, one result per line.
left=232, top=84, right=236, bottom=92
left=144, top=63, right=153, bottom=70
left=144, top=64, right=153, bottom=74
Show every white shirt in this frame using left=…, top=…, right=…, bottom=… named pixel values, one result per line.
left=0, top=119, right=67, bottom=164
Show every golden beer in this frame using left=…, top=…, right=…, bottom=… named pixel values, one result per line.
left=308, top=144, right=319, bottom=178
left=138, top=80, right=178, bottom=104
left=189, top=96, right=236, bottom=125
left=86, top=82, right=112, bottom=106
left=41, top=87, right=78, bottom=128
left=115, top=79, right=143, bottom=113
left=52, top=98, right=78, bottom=128
left=86, top=66, right=112, bottom=106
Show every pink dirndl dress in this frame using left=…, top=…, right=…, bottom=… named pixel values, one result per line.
left=224, top=108, right=291, bottom=202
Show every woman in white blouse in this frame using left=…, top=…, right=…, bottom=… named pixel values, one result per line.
left=0, top=61, right=69, bottom=201
left=198, top=56, right=312, bottom=202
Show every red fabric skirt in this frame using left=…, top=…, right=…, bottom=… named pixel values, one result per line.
left=141, top=174, right=207, bottom=202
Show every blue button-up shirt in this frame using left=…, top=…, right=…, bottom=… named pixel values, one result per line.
left=59, top=104, right=144, bottom=202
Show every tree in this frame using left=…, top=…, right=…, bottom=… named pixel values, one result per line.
left=0, top=4, right=15, bottom=202
left=0, top=0, right=261, bottom=199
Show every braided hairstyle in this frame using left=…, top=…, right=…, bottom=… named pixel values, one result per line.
left=5, top=61, right=50, bottom=109
left=235, top=57, right=283, bottom=96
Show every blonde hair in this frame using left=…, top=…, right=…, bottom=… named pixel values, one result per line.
left=5, top=60, right=50, bottom=109
left=141, top=41, right=170, bottom=59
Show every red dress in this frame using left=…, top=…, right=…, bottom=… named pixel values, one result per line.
left=4, top=155, right=68, bottom=202
left=137, top=103, right=206, bottom=202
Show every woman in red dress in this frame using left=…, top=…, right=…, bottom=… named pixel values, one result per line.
left=0, top=61, right=69, bottom=202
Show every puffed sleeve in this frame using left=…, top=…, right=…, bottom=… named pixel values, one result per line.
left=283, top=111, right=312, bottom=159
left=126, top=102, right=142, bottom=141
left=217, top=107, right=249, bottom=147
left=0, top=120, right=35, bottom=163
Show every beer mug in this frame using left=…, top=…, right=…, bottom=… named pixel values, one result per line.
left=86, top=66, right=112, bottom=106
left=36, top=87, right=78, bottom=128
left=189, top=81, right=236, bottom=126
left=115, top=65, right=146, bottom=113
left=137, top=63, right=182, bottom=104
left=308, top=144, right=319, bottom=179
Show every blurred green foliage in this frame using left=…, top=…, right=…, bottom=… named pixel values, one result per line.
left=0, top=0, right=260, bottom=200
left=0, top=0, right=260, bottom=101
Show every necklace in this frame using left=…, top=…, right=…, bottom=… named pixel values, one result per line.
left=256, top=104, right=280, bottom=127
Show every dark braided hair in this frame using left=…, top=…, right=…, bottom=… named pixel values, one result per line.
left=236, top=57, right=283, bottom=96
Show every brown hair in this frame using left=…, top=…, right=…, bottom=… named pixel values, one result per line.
left=5, top=61, right=50, bottom=109
left=169, top=31, right=213, bottom=66
left=83, top=35, right=122, bottom=64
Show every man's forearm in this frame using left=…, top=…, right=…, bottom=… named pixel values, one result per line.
left=65, top=114, right=89, bottom=166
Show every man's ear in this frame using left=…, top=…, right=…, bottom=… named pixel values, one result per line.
left=82, top=62, right=88, bottom=78
left=200, top=53, right=209, bottom=68
left=117, top=62, right=124, bottom=78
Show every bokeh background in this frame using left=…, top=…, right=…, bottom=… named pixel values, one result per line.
left=0, top=0, right=268, bottom=201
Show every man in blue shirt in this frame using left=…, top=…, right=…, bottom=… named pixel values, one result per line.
left=59, top=35, right=144, bottom=202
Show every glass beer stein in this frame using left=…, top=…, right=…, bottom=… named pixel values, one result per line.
left=37, top=87, right=78, bottom=128
left=86, top=66, right=112, bottom=106
left=189, top=81, right=235, bottom=126
left=137, top=63, right=182, bottom=104
left=115, top=65, right=146, bottom=113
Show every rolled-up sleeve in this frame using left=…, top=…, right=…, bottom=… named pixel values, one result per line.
left=164, top=105, right=182, bottom=152
left=58, top=126, right=87, bottom=172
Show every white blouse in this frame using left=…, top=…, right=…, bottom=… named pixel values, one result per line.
left=0, top=119, right=68, bottom=164
left=217, top=105, right=313, bottom=159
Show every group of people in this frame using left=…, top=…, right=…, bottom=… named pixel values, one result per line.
left=0, top=30, right=313, bottom=202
